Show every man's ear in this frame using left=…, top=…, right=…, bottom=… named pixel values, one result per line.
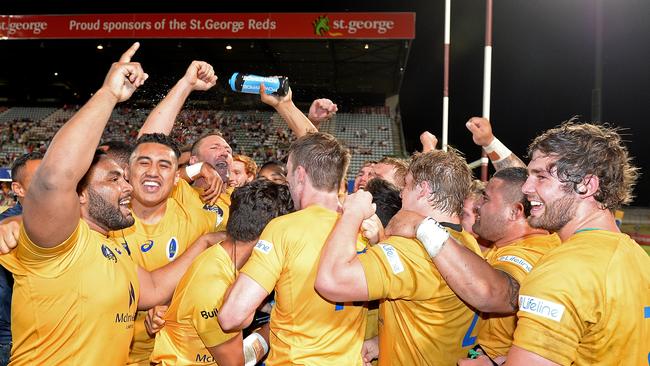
left=78, top=189, right=89, bottom=204
left=11, top=182, right=25, bottom=199
left=577, top=174, right=599, bottom=198
left=189, top=156, right=198, bottom=165
left=510, top=202, right=525, bottom=221
left=417, top=180, right=431, bottom=199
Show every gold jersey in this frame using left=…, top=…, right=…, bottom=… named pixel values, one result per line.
left=513, top=230, right=650, bottom=365
left=477, top=234, right=561, bottom=358
left=0, top=220, right=139, bottom=365
left=151, top=244, right=237, bottom=365
left=240, top=204, right=368, bottom=366
left=118, top=179, right=218, bottom=366
left=358, top=228, right=482, bottom=366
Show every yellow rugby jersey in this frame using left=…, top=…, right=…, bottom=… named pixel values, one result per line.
left=174, top=183, right=232, bottom=233
left=240, top=204, right=368, bottom=366
left=151, top=244, right=237, bottom=366
left=0, top=220, right=139, bottom=365
left=117, top=179, right=218, bottom=366
left=357, top=227, right=482, bottom=366
left=513, top=230, right=650, bottom=365
left=477, top=234, right=561, bottom=358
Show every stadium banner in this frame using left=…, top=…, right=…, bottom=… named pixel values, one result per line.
left=0, top=13, right=415, bottom=39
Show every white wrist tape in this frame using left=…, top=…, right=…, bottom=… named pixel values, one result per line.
left=185, top=162, right=204, bottom=180
left=416, top=217, right=450, bottom=258
left=243, top=332, right=269, bottom=366
left=482, top=137, right=511, bottom=162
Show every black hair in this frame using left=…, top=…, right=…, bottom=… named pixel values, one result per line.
left=134, top=133, right=181, bottom=159
left=10, top=151, right=44, bottom=183
left=100, top=140, right=134, bottom=167
left=366, top=178, right=402, bottom=227
left=227, top=178, right=294, bottom=242
left=76, top=149, right=108, bottom=195
left=492, top=167, right=532, bottom=217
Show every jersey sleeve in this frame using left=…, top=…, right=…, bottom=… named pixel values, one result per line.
left=239, top=220, right=286, bottom=293
left=512, top=257, right=591, bottom=365
left=182, top=262, right=238, bottom=348
left=490, top=246, right=536, bottom=285
left=358, top=239, right=440, bottom=301
left=13, top=220, right=87, bottom=276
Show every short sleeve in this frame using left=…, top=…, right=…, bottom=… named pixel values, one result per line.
left=359, top=240, right=439, bottom=301
left=13, top=220, right=87, bottom=277
left=183, top=265, right=238, bottom=348
left=239, top=221, right=286, bottom=293
left=512, top=260, right=588, bottom=365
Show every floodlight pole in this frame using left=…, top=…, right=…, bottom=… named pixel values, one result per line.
left=480, top=0, right=493, bottom=181
left=442, top=0, right=451, bottom=152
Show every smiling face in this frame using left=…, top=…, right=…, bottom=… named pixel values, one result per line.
left=522, top=151, right=578, bottom=232
left=129, top=142, right=179, bottom=208
left=81, top=156, right=134, bottom=232
left=229, top=160, right=253, bottom=188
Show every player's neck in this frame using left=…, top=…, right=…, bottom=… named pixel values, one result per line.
left=130, top=198, right=168, bottom=225
left=221, top=237, right=257, bottom=270
left=558, top=203, right=618, bottom=241
left=299, top=188, right=341, bottom=212
left=493, top=220, right=548, bottom=248
left=427, top=210, right=459, bottom=226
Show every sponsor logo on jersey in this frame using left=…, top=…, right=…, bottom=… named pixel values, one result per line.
left=254, top=239, right=273, bottom=254
left=519, top=295, right=565, bottom=322
left=379, top=244, right=404, bottom=274
left=196, top=353, right=215, bottom=363
left=115, top=312, right=136, bottom=323
left=128, top=282, right=136, bottom=308
left=140, top=240, right=154, bottom=253
left=203, top=203, right=225, bottom=227
left=101, top=244, right=117, bottom=263
left=200, top=308, right=218, bottom=319
left=166, top=237, right=178, bottom=261
left=497, top=255, right=533, bottom=272
left=114, top=246, right=122, bottom=255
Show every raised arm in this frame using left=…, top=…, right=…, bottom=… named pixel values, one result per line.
left=466, top=117, right=526, bottom=171
left=385, top=211, right=518, bottom=313
left=259, top=83, right=317, bottom=138
left=23, top=43, right=146, bottom=248
left=315, top=190, right=372, bottom=303
left=138, top=61, right=217, bottom=137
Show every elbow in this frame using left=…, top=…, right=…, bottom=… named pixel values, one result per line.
left=314, top=272, right=346, bottom=303
left=217, top=308, right=247, bottom=332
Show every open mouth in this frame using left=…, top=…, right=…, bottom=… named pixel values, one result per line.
left=529, top=199, right=544, bottom=215
left=142, top=180, right=161, bottom=193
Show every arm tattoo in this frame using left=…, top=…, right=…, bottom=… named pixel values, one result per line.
left=492, top=153, right=526, bottom=171
left=502, top=271, right=521, bottom=312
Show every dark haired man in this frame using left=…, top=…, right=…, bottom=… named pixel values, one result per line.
left=219, top=132, right=369, bottom=365
left=151, top=179, right=294, bottom=366
left=117, top=132, right=223, bottom=366
left=0, top=43, right=212, bottom=365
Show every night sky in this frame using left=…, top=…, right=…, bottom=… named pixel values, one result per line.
left=2, top=0, right=649, bottom=205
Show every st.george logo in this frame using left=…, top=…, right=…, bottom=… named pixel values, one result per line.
left=101, top=244, right=117, bottom=263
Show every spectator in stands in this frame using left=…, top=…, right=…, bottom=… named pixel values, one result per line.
left=372, top=156, right=408, bottom=190
left=257, top=160, right=287, bottom=185
left=229, top=154, right=258, bottom=188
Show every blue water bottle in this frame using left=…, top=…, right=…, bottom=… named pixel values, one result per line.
left=229, top=73, right=290, bottom=96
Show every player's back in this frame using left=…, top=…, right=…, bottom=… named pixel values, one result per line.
left=240, top=204, right=367, bottom=366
